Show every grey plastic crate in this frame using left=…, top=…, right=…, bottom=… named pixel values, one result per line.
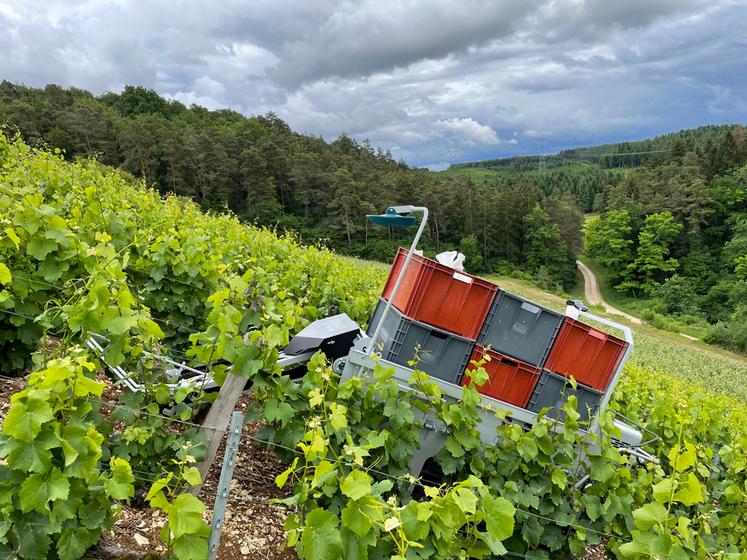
left=367, top=299, right=473, bottom=385
left=478, top=291, right=563, bottom=367
left=527, top=370, right=603, bottom=423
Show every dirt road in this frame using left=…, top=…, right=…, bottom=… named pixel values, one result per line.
left=576, top=260, right=642, bottom=325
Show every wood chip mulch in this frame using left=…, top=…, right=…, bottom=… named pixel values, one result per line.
left=99, top=394, right=297, bottom=560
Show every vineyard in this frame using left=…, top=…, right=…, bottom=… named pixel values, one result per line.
left=0, top=131, right=746, bottom=559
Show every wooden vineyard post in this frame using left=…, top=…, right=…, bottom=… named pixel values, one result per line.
left=195, top=372, right=247, bottom=485
left=208, top=411, right=244, bottom=560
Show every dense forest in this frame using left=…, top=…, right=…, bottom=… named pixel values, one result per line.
left=582, top=129, right=747, bottom=351
left=453, top=123, right=747, bottom=353
left=0, top=82, right=581, bottom=288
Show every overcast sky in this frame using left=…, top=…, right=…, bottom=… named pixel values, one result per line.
left=1, top=0, right=746, bottom=169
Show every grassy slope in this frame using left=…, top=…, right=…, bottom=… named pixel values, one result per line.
left=431, top=167, right=503, bottom=183
left=484, top=273, right=747, bottom=402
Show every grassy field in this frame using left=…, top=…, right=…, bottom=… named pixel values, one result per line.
left=431, top=167, right=502, bottom=183
left=485, top=273, right=747, bottom=402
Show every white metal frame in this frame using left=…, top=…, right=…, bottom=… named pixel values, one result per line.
left=367, top=206, right=429, bottom=356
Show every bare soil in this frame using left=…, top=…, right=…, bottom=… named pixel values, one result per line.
left=99, top=394, right=297, bottom=560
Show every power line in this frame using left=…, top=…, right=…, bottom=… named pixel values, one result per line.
left=560, top=149, right=672, bottom=158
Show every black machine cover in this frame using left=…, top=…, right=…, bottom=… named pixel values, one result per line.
left=283, top=313, right=361, bottom=361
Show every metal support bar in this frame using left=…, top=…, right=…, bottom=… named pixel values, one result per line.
left=568, top=307, right=634, bottom=435
left=86, top=332, right=315, bottom=395
left=367, top=206, right=429, bottom=356
left=207, top=411, right=244, bottom=560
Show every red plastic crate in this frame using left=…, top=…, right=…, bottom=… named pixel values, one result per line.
left=544, top=318, right=629, bottom=391
left=461, top=346, right=541, bottom=408
left=382, top=248, right=498, bottom=340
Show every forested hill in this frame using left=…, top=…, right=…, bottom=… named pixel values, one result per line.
left=0, top=81, right=582, bottom=288
left=4, top=82, right=745, bottom=308
left=451, top=124, right=745, bottom=172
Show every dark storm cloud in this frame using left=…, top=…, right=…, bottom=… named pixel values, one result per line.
left=0, top=0, right=745, bottom=167
left=269, top=1, right=542, bottom=86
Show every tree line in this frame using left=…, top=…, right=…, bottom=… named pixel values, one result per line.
left=0, top=81, right=582, bottom=288
left=584, top=128, right=747, bottom=352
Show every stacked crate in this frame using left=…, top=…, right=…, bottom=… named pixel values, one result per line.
left=367, top=248, right=498, bottom=383
left=370, top=248, right=629, bottom=421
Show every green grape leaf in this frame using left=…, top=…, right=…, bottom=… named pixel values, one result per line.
left=301, top=508, right=342, bottom=560
left=673, top=472, right=703, bottom=506
left=444, top=435, right=465, bottom=458
left=341, top=470, right=372, bottom=501
left=723, top=483, right=743, bottom=504
left=589, top=461, right=614, bottom=483
left=63, top=427, right=104, bottom=479
left=154, top=384, right=171, bottom=405
left=0, top=263, right=11, bottom=285
left=482, top=495, right=515, bottom=542
left=77, top=499, right=108, bottom=530
left=453, top=487, right=478, bottom=514
left=580, top=495, right=602, bottom=522
left=72, top=375, right=104, bottom=398
left=340, top=528, right=376, bottom=560
left=264, top=399, right=295, bottom=427
left=57, top=526, right=97, bottom=560
left=146, top=475, right=173, bottom=504
left=20, top=468, right=70, bottom=513
left=182, top=466, right=202, bottom=487
left=371, top=479, right=393, bottom=496
left=169, top=493, right=206, bottom=540
left=13, top=516, right=53, bottom=559
left=632, top=503, right=669, bottom=531
left=669, top=441, right=697, bottom=473
left=102, top=313, right=138, bottom=336
left=3, top=396, right=55, bottom=442
left=232, top=349, right=263, bottom=378
left=275, top=457, right=298, bottom=488
left=174, top=386, right=192, bottom=404
left=172, top=531, right=210, bottom=560
left=341, top=500, right=373, bottom=537
left=2, top=427, right=59, bottom=472
left=329, top=403, right=348, bottom=431
left=400, top=501, right=429, bottom=541
left=60, top=422, right=89, bottom=468
left=104, top=458, right=135, bottom=500
left=5, top=226, right=20, bottom=250
left=652, top=478, right=675, bottom=504
left=26, top=237, right=58, bottom=260
left=551, top=468, right=567, bottom=490
left=311, top=460, right=336, bottom=489
left=517, top=437, right=538, bottom=460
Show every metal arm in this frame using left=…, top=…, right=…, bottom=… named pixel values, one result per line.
left=367, top=206, right=429, bottom=356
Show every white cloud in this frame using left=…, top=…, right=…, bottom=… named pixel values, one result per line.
left=434, top=117, right=500, bottom=145
left=0, top=0, right=745, bottom=166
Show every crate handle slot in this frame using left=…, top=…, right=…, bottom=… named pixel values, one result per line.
left=429, top=330, right=448, bottom=340
left=452, top=271, right=473, bottom=284
left=520, top=302, right=541, bottom=315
